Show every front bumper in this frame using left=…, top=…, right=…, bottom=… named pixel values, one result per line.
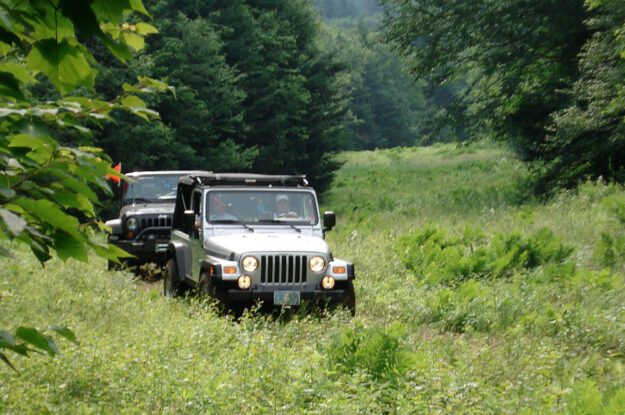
left=227, top=288, right=347, bottom=303
left=109, top=238, right=170, bottom=263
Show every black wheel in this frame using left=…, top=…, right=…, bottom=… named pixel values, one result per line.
left=164, top=259, right=187, bottom=297
left=198, top=272, right=226, bottom=300
left=197, top=272, right=216, bottom=298
left=342, top=280, right=356, bottom=316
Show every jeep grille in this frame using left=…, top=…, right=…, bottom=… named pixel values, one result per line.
left=260, top=255, right=307, bottom=284
left=140, top=217, right=172, bottom=228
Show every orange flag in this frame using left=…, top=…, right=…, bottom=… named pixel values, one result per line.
left=105, top=162, right=122, bottom=184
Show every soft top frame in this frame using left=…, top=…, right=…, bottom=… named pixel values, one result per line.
left=178, top=173, right=308, bottom=188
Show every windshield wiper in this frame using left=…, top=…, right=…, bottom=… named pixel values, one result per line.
left=211, top=219, right=254, bottom=233
left=258, top=219, right=302, bottom=233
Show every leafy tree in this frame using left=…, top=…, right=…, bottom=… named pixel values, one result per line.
left=0, top=0, right=164, bottom=370
left=539, top=0, right=625, bottom=191
left=207, top=0, right=349, bottom=193
left=383, top=0, right=625, bottom=191
left=94, top=5, right=257, bottom=174
left=320, top=20, right=431, bottom=150
left=94, top=0, right=348, bottom=195
left=381, top=0, right=590, bottom=160
left=315, top=0, right=381, bottom=19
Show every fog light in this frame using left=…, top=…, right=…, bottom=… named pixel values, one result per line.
left=321, top=276, right=335, bottom=290
left=237, top=275, right=252, bottom=290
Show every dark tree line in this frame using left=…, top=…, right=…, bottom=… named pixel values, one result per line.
left=95, top=0, right=349, bottom=196
left=93, top=0, right=441, bottom=208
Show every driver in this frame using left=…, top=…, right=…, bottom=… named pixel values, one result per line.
left=209, top=194, right=238, bottom=221
left=275, top=194, right=298, bottom=218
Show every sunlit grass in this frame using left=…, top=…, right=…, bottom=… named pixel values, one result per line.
left=2, top=141, right=625, bottom=413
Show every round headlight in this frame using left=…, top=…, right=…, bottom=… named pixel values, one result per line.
left=237, top=275, right=252, bottom=290
left=242, top=256, right=258, bottom=272
left=309, top=256, right=326, bottom=273
left=126, top=216, right=140, bottom=231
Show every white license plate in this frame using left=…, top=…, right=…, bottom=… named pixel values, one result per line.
left=273, top=291, right=300, bottom=306
left=155, top=243, right=168, bottom=253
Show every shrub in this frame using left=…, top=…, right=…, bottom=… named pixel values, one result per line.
left=329, top=323, right=412, bottom=385
left=423, top=280, right=528, bottom=333
left=594, top=195, right=625, bottom=269
left=565, top=380, right=625, bottom=415
left=397, top=226, right=574, bottom=285
left=594, top=232, right=625, bottom=269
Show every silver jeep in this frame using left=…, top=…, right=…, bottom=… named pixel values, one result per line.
left=164, top=173, right=356, bottom=314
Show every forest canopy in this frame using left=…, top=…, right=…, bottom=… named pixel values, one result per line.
left=382, top=0, right=625, bottom=191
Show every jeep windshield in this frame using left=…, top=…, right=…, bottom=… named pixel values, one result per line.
left=206, top=190, right=319, bottom=225
left=122, top=175, right=183, bottom=205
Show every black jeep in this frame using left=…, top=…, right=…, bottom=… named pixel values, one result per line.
left=106, top=170, right=210, bottom=269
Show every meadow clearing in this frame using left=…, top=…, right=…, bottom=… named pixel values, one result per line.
left=2, top=142, right=625, bottom=414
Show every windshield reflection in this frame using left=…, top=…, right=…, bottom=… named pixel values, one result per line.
left=206, top=190, right=318, bottom=225
left=123, top=175, right=182, bottom=205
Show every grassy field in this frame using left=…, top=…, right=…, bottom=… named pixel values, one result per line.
left=2, top=142, right=625, bottom=413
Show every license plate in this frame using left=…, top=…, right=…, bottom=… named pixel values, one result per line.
left=274, top=291, right=300, bottom=306
left=155, top=243, right=168, bottom=253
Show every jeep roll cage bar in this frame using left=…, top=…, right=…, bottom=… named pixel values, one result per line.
left=178, top=173, right=308, bottom=187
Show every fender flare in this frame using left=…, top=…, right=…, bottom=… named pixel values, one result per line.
left=105, top=218, right=122, bottom=236
left=166, top=240, right=192, bottom=281
left=200, top=258, right=225, bottom=280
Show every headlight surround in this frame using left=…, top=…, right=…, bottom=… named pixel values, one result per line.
left=126, top=216, right=140, bottom=231
left=242, top=256, right=258, bottom=272
left=309, top=256, right=326, bottom=273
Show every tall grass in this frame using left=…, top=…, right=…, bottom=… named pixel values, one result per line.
left=2, top=141, right=625, bottom=413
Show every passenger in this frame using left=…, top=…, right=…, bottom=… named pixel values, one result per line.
left=209, top=194, right=238, bottom=221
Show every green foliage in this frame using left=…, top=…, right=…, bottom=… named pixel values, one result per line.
left=2, top=144, right=625, bottom=412
left=0, top=0, right=165, bottom=370
left=540, top=0, right=625, bottom=192
left=95, top=0, right=350, bottom=194
left=397, top=226, right=574, bottom=285
left=382, top=0, right=589, bottom=159
left=320, top=22, right=433, bottom=150
left=315, top=0, right=381, bottom=19
left=330, top=322, right=412, bottom=384
left=0, top=0, right=163, bottom=263
left=380, top=0, right=625, bottom=192
left=0, top=325, right=78, bottom=373
left=594, top=232, right=625, bottom=269
left=593, top=195, right=625, bottom=269
left=565, top=381, right=625, bottom=415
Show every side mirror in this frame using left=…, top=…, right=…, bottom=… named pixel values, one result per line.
left=183, top=210, right=196, bottom=232
left=323, top=211, right=336, bottom=231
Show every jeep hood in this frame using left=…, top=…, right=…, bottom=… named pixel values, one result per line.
left=204, top=233, right=330, bottom=258
left=120, top=203, right=175, bottom=217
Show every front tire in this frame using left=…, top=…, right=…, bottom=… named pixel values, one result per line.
left=197, top=272, right=216, bottom=298
left=164, top=259, right=187, bottom=297
left=342, top=281, right=356, bottom=316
